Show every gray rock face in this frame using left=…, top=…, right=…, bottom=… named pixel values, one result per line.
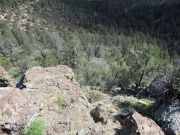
left=0, top=87, right=38, bottom=135
left=0, top=66, right=88, bottom=135
left=148, top=72, right=172, bottom=99
left=76, top=126, right=105, bottom=135
left=0, top=65, right=178, bottom=135
left=118, top=111, right=165, bottom=135
left=76, top=120, right=121, bottom=135
left=152, top=101, right=180, bottom=135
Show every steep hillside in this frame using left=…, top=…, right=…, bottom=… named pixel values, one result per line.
left=0, top=65, right=179, bottom=135
left=0, top=1, right=180, bottom=135
left=0, top=0, right=179, bottom=91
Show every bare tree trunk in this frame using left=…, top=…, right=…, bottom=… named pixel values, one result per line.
left=136, top=58, right=149, bottom=88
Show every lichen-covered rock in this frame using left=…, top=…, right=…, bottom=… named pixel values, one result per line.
left=90, top=104, right=109, bottom=124
left=21, top=65, right=82, bottom=102
left=22, top=66, right=95, bottom=134
left=152, top=100, right=180, bottom=135
left=0, top=87, right=38, bottom=135
left=76, top=120, right=121, bottom=135
left=148, top=72, right=172, bottom=99
left=118, top=111, right=165, bottom=135
left=76, top=127, right=105, bottom=135
left=0, top=65, right=92, bottom=135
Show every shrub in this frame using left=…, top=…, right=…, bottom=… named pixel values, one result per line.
left=0, top=58, right=13, bottom=70
left=8, top=67, right=21, bottom=78
left=0, top=112, right=2, bottom=124
left=115, top=96, right=154, bottom=116
left=130, top=100, right=153, bottom=116
left=88, top=91, right=104, bottom=103
left=24, top=117, right=46, bottom=135
left=54, top=96, right=67, bottom=109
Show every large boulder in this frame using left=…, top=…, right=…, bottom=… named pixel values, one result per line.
left=0, top=87, right=38, bottom=135
left=90, top=104, right=109, bottom=124
left=148, top=72, right=172, bottom=99
left=0, top=65, right=95, bottom=135
left=118, top=111, right=165, bottom=135
left=76, top=103, right=121, bottom=135
left=152, top=100, right=180, bottom=135
left=20, top=65, right=82, bottom=102
left=21, top=66, right=95, bottom=134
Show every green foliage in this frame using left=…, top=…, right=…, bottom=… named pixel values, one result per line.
left=123, top=42, right=170, bottom=87
left=130, top=100, right=154, bottom=116
left=8, top=67, right=21, bottom=78
left=0, top=25, right=171, bottom=91
left=116, top=96, right=154, bottom=116
left=0, top=58, right=13, bottom=70
left=0, top=0, right=27, bottom=9
left=0, top=0, right=178, bottom=92
left=88, top=91, right=105, bottom=103
left=0, top=112, right=2, bottom=124
left=109, top=58, right=129, bottom=88
left=24, top=117, right=46, bottom=135
left=41, top=50, right=58, bottom=67
left=55, top=96, right=67, bottom=109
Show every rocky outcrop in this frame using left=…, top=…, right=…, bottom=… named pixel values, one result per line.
left=152, top=100, right=180, bottom=135
left=76, top=103, right=121, bottom=135
left=0, top=65, right=169, bottom=135
left=90, top=104, right=109, bottom=124
left=76, top=121, right=121, bottom=135
left=0, top=87, right=38, bottom=135
left=149, top=71, right=180, bottom=135
left=0, top=65, right=122, bottom=135
left=21, top=66, right=95, bottom=134
left=76, top=125, right=106, bottom=135
left=148, top=72, right=172, bottom=99
left=21, top=65, right=82, bottom=102
left=118, top=111, right=165, bottom=135
left=0, top=65, right=91, bottom=135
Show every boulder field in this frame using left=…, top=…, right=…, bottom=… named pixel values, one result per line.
left=0, top=65, right=178, bottom=135
left=149, top=72, right=180, bottom=135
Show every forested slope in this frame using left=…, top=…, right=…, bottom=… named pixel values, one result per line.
left=0, top=0, right=179, bottom=91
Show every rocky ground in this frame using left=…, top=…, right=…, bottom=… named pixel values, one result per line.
left=0, top=65, right=179, bottom=135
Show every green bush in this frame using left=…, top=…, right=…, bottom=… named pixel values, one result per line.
left=0, top=58, right=13, bottom=70
left=88, top=91, right=104, bottom=103
left=24, top=117, right=46, bottom=135
left=55, top=96, right=67, bottom=109
left=8, top=67, right=21, bottom=78
left=130, top=100, right=153, bottom=116
left=115, top=96, right=154, bottom=116
left=0, top=112, right=2, bottom=124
